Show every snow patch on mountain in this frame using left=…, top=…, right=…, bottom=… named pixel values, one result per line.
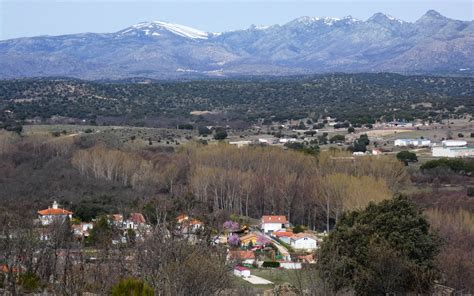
left=292, top=16, right=360, bottom=26
left=121, top=21, right=210, bottom=39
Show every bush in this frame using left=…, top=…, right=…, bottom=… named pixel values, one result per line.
left=262, top=261, right=280, bottom=268
left=111, top=278, right=154, bottom=296
left=19, top=272, right=41, bottom=293
left=330, top=134, right=345, bottom=143
left=198, top=126, right=211, bottom=136
left=84, top=128, right=93, bottom=133
left=293, top=224, right=306, bottom=234
left=318, top=196, right=441, bottom=294
left=348, top=127, right=355, bottom=133
left=421, top=158, right=474, bottom=174
left=396, top=151, right=418, bottom=163
left=214, top=129, right=228, bottom=140
left=178, top=123, right=194, bottom=130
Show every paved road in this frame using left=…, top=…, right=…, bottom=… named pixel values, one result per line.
left=250, top=226, right=291, bottom=261
left=267, top=235, right=291, bottom=261
left=253, top=229, right=291, bottom=261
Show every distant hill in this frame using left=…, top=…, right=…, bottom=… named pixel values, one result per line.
left=1, top=74, right=473, bottom=127
left=0, top=10, right=473, bottom=79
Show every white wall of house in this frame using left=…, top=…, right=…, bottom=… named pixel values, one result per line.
left=290, top=237, right=318, bottom=250
left=39, top=214, right=72, bottom=226
left=280, top=262, right=302, bottom=270
left=262, top=222, right=284, bottom=233
left=278, top=236, right=291, bottom=244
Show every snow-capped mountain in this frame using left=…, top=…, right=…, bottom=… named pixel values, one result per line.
left=0, top=10, right=472, bottom=79
left=117, top=21, right=211, bottom=39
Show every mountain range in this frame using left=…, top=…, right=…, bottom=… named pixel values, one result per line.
left=0, top=10, right=473, bottom=79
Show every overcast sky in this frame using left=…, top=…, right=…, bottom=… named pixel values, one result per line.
left=1, top=0, right=472, bottom=40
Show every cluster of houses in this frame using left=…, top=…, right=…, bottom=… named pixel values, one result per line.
left=261, top=215, right=323, bottom=252
left=35, top=202, right=328, bottom=281
left=228, top=215, right=325, bottom=278
left=36, top=201, right=152, bottom=242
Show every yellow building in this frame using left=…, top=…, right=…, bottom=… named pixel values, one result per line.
left=240, top=233, right=258, bottom=246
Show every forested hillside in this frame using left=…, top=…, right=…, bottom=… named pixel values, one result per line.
left=0, top=74, right=473, bottom=128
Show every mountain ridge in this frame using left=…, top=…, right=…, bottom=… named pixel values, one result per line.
left=0, top=10, right=473, bottom=79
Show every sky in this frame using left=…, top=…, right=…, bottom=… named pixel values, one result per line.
left=0, top=0, right=473, bottom=40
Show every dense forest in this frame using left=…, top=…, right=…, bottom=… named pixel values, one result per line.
left=0, top=73, right=473, bottom=128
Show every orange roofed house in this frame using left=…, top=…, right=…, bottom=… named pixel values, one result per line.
left=37, top=201, right=73, bottom=226
left=227, top=250, right=256, bottom=265
left=261, top=215, right=288, bottom=234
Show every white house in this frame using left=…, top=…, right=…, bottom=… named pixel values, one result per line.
left=261, top=215, right=287, bottom=234
left=227, top=250, right=256, bottom=265
left=432, top=147, right=474, bottom=158
left=290, top=233, right=320, bottom=251
left=432, top=140, right=473, bottom=158
left=441, top=140, right=467, bottom=147
left=233, top=266, right=251, bottom=278
left=272, top=231, right=294, bottom=244
left=229, top=141, right=252, bottom=148
left=37, top=201, right=73, bottom=226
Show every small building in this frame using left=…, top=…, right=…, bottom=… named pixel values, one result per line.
left=240, top=233, right=258, bottom=247
left=37, top=201, right=73, bottom=226
left=229, top=141, right=252, bottom=148
left=261, top=215, right=288, bottom=234
left=394, top=139, right=431, bottom=147
left=124, top=213, right=147, bottom=230
left=432, top=146, right=474, bottom=158
left=228, top=250, right=256, bottom=265
left=272, top=231, right=294, bottom=244
left=233, top=266, right=251, bottom=278
left=442, top=140, right=467, bottom=147
left=110, top=214, right=124, bottom=226
left=290, top=233, right=320, bottom=251
left=176, top=214, right=204, bottom=234
left=432, top=140, right=473, bottom=158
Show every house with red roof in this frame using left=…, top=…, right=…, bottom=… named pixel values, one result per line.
left=123, top=213, right=149, bottom=232
left=261, top=215, right=288, bottom=234
left=227, top=250, right=256, bottom=265
left=37, top=201, right=73, bottom=226
left=272, top=230, right=294, bottom=244
left=176, top=214, right=204, bottom=234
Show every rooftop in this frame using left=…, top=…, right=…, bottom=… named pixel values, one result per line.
left=262, top=215, right=288, bottom=224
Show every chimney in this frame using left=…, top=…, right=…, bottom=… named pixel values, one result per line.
left=52, top=201, right=58, bottom=209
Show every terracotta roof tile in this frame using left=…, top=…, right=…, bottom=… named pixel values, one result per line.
left=261, top=215, right=287, bottom=224
left=38, top=208, right=72, bottom=216
left=229, top=250, right=255, bottom=260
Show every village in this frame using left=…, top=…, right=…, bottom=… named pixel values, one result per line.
left=25, top=201, right=327, bottom=288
